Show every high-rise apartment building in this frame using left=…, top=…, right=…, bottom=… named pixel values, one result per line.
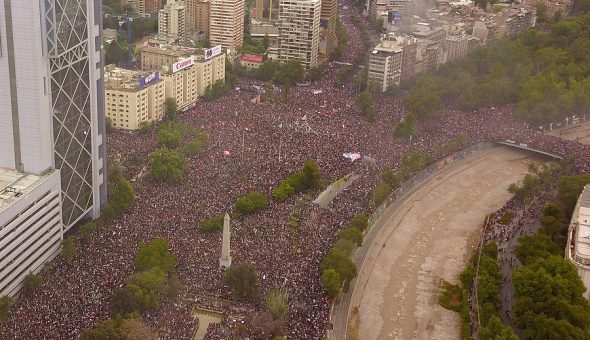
left=319, top=0, right=337, bottom=59
left=186, top=0, right=210, bottom=34
left=159, top=0, right=187, bottom=45
left=0, top=0, right=106, bottom=295
left=125, top=0, right=161, bottom=15
left=368, top=38, right=403, bottom=92
left=278, top=0, right=321, bottom=69
left=209, top=0, right=245, bottom=51
left=252, top=0, right=280, bottom=22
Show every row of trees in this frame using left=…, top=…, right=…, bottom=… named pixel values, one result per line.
left=320, top=214, right=368, bottom=297
left=82, top=238, right=178, bottom=338
left=272, top=160, right=322, bottom=202
left=373, top=149, right=434, bottom=206
left=403, top=10, right=590, bottom=123
left=232, top=59, right=304, bottom=86
left=148, top=109, right=209, bottom=182
left=513, top=234, right=590, bottom=339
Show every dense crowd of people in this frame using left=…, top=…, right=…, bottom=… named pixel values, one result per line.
left=2, top=2, right=590, bottom=339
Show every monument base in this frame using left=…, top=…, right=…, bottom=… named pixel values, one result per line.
left=219, top=257, right=232, bottom=269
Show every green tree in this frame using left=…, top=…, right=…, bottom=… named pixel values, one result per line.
left=373, top=181, right=392, bottom=206
left=62, top=236, right=76, bottom=261
left=515, top=234, right=561, bottom=266
left=508, top=173, right=541, bottom=202
left=80, top=221, right=97, bottom=241
left=557, top=175, right=590, bottom=214
left=164, top=98, right=178, bottom=121
left=183, top=128, right=208, bottom=155
left=321, top=268, right=341, bottom=298
left=81, top=317, right=125, bottom=340
left=272, top=182, right=295, bottom=202
left=23, top=272, right=43, bottom=291
left=148, top=148, right=185, bottom=182
left=0, top=296, right=14, bottom=324
left=200, top=215, right=224, bottom=232
left=157, top=122, right=183, bottom=149
left=357, top=90, right=375, bottom=122
left=302, top=160, right=322, bottom=189
left=273, top=60, right=304, bottom=85
left=351, top=214, right=369, bottom=231
left=105, top=41, right=124, bottom=66
left=224, top=264, right=258, bottom=299
left=321, top=248, right=357, bottom=291
left=266, top=288, right=289, bottom=321
left=479, top=316, right=519, bottom=340
left=338, top=227, right=363, bottom=246
left=394, top=113, right=416, bottom=139
left=135, top=238, right=177, bottom=273
left=235, top=191, right=269, bottom=213
left=405, top=78, right=442, bottom=120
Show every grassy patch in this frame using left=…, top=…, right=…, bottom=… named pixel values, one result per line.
left=438, top=280, right=462, bottom=313
left=347, top=306, right=360, bottom=340
left=498, top=212, right=514, bottom=225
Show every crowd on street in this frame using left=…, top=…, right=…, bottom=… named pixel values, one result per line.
left=2, top=2, right=590, bottom=339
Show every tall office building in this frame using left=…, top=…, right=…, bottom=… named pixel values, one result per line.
left=0, top=0, right=106, bottom=295
left=186, top=0, right=210, bottom=35
left=319, top=0, right=337, bottom=60
left=278, top=0, right=321, bottom=69
left=159, top=0, right=187, bottom=45
left=209, top=0, right=245, bottom=51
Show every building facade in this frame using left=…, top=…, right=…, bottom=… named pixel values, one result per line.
left=278, top=0, right=322, bottom=69
left=320, top=0, right=338, bottom=60
left=186, top=0, right=210, bottom=34
left=567, top=184, right=590, bottom=300
left=252, top=0, right=280, bottom=22
left=0, top=169, right=62, bottom=297
left=505, top=8, right=536, bottom=38
left=445, top=32, right=469, bottom=62
left=105, top=66, right=166, bottom=130
left=125, top=0, right=161, bottom=15
left=209, top=0, right=245, bottom=51
left=0, top=0, right=106, bottom=295
left=368, top=40, right=403, bottom=92
left=159, top=0, right=187, bottom=45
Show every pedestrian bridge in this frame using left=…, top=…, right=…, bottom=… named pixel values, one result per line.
left=496, top=140, right=563, bottom=160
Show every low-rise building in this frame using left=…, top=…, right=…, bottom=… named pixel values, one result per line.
left=141, top=45, right=200, bottom=71
left=505, top=7, right=536, bottom=38
left=104, top=66, right=166, bottom=130
left=240, top=54, right=265, bottom=69
left=567, top=184, right=590, bottom=300
left=368, top=38, right=403, bottom=92
left=445, top=31, right=469, bottom=62
left=0, top=168, right=62, bottom=297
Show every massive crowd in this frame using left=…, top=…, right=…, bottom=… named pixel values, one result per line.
left=2, top=2, right=590, bottom=340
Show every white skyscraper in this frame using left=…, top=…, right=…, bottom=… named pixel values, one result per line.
left=0, top=0, right=106, bottom=296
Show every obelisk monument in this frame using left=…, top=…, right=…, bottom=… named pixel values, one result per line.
left=219, top=213, right=232, bottom=268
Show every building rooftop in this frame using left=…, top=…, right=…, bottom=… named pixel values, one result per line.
left=575, top=185, right=590, bottom=258
left=0, top=168, right=55, bottom=215
left=104, top=66, right=162, bottom=91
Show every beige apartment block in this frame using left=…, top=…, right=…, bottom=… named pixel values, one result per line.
left=210, top=0, right=245, bottom=51
left=319, top=0, right=337, bottom=59
left=159, top=0, right=187, bottom=45
left=186, top=0, right=210, bottom=34
left=368, top=39, right=403, bottom=92
left=141, top=45, right=200, bottom=71
left=104, top=66, right=166, bottom=130
left=278, top=0, right=321, bottom=69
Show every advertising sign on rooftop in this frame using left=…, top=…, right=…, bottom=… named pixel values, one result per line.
left=172, top=56, right=194, bottom=73
left=204, top=45, right=222, bottom=60
left=139, top=71, right=160, bottom=87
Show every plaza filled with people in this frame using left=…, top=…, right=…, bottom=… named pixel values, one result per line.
left=2, top=3, right=590, bottom=339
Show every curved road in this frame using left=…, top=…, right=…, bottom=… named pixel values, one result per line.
left=331, top=146, right=537, bottom=340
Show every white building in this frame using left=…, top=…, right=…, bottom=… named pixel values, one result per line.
left=0, top=0, right=106, bottom=295
left=567, top=184, right=590, bottom=300
left=368, top=37, right=403, bottom=92
left=159, top=0, right=187, bottom=45
left=278, top=0, right=322, bottom=69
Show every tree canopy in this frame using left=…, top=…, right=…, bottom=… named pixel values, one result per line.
left=148, top=148, right=185, bottom=182
left=224, top=264, right=258, bottom=299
